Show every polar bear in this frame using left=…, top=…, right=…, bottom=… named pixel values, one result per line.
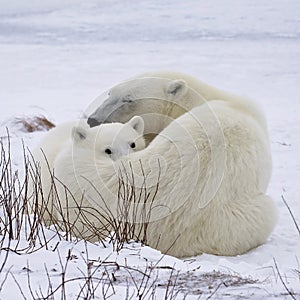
left=87, top=71, right=267, bottom=144
left=88, top=102, right=277, bottom=257
left=81, top=72, right=277, bottom=257
left=29, top=116, right=145, bottom=229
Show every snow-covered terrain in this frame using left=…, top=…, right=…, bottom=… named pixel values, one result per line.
left=0, top=1, right=300, bottom=298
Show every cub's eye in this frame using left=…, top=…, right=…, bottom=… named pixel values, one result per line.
left=130, top=142, right=136, bottom=149
left=105, top=148, right=112, bottom=155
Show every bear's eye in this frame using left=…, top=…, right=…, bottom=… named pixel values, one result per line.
left=130, top=142, right=136, bottom=149
left=105, top=148, right=112, bottom=155
left=122, top=95, right=133, bottom=103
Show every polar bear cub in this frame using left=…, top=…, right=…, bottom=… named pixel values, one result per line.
left=30, top=116, right=145, bottom=228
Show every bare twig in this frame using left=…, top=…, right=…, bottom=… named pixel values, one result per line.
left=0, top=266, right=13, bottom=294
left=10, top=272, right=28, bottom=300
left=273, top=258, right=297, bottom=300
left=205, top=282, right=224, bottom=300
left=281, top=195, right=300, bottom=236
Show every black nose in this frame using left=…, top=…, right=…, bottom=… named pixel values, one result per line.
left=87, top=117, right=100, bottom=128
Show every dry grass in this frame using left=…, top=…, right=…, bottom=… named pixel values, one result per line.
left=107, top=161, right=160, bottom=252
left=13, top=115, right=55, bottom=133
left=6, top=245, right=187, bottom=300
left=0, top=134, right=64, bottom=260
left=273, top=258, right=299, bottom=300
left=281, top=194, right=300, bottom=237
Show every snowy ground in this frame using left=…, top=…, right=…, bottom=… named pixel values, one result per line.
left=0, top=1, right=300, bottom=299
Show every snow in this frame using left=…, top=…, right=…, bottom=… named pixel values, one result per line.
left=0, top=0, right=300, bottom=298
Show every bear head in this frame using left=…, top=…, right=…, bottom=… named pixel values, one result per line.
left=86, top=77, right=189, bottom=133
left=72, top=116, right=145, bottom=161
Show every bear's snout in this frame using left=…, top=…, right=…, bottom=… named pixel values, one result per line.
left=87, top=117, right=100, bottom=128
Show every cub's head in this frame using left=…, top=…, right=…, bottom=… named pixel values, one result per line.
left=72, top=116, right=145, bottom=161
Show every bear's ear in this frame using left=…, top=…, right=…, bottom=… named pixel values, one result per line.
left=166, top=79, right=188, bottom=100
left=72, top=126, right=87, bottom=142
left=127, top=116, right=144, bottom=135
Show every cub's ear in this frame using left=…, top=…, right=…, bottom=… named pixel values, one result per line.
left=72, top=126, right=87, bottom=142
left=166, top=79, right=188, bottom=100
left=127, top=116, right=144, bottom=135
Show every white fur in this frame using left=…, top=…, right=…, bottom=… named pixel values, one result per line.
left=83, top=72, right=277, bottom=257
left=29, top=120, right=89, bottom=224
left=30, top=117, right=145, bottom=228
left=88, top=71, right=268, bottom=143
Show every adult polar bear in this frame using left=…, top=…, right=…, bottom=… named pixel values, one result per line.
left=87, top=71, right=268, bottom=143
left=84, top=71, right=277, bottom=257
